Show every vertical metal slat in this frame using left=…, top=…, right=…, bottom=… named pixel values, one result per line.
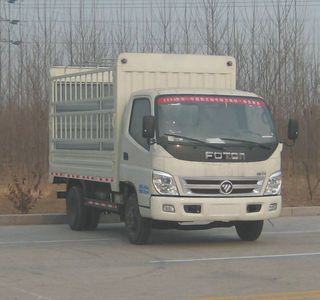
left=102, top=113, right=105, bottom=140
left=91, top=73, right=94, bottom=99
left=74, top=115, right=77, bottom=139
left=75, top=75, right=78, bottom=100
left=69, top=115, right=72, bottom=139
left=70, top=76, right=73, bottom=101
left=59, top=80, right=62, bottom=102
left=101, top=71, right=105, bottom=98
left=80, top=114, right=83, bottom=140
left=64, top=77, right=67, bottom=102
left=108, top=114, right=111, bottom=140
left=85, top=115, right=88, bottom=139
left=79, top=74, right=83, bottom=100
left=90, top=114, right=93, bottom=139
left=85, top=74, right=88, bottom=100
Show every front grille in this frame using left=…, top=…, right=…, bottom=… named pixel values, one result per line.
left=190, top=189, right=220, bottom=194
left=180, top=176, right=265, bottom=197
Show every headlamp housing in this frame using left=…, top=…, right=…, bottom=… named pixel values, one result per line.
left=152, top=170, right=179, bottom=195
left=264, top=171, right=282, bottom=195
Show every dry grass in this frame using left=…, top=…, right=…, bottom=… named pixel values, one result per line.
left=0, top=183, right=65, bottom=214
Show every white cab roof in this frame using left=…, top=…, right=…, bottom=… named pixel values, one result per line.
left=131, top=88, right=261, bottom=99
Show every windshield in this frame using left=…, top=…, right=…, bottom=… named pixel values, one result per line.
left=156, top=95, right=277, bottom=145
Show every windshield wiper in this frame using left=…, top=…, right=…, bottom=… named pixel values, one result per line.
left=219, top=137, right=272, bottom=150
left=162, top=134, right=225, bottom=150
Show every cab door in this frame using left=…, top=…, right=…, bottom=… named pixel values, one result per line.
left=119, top=97, right=153, bottom=216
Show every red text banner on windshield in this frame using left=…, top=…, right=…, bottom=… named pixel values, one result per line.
left=156, top=95, right=266, bottom=107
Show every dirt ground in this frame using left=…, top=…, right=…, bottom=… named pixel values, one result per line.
left=0, top=176, right=319, bottom=214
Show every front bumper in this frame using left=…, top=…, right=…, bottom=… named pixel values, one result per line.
left=150, top=195, right=281, bottom=222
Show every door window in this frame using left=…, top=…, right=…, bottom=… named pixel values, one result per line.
left=129, top=98, right=151, bottom=150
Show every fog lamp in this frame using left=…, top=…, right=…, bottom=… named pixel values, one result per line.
left=269, top=203, right=278, bottom=211
left=163, top=204, right=175, bottom=213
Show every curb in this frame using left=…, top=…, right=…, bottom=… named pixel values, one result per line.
left=0, top=213, right=120, bottom=226
left=280, top=206, right=320, bottom=217
left=0, top=207, right=319, bottom=226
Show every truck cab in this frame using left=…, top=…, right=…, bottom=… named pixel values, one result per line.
left=120, top=88, right=284, bottom=242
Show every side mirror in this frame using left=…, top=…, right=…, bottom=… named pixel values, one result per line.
left=288, top=119, right=298, bottom=141
left=143, top=116, right=155, bottom=139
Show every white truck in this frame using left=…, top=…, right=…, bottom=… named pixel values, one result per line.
left=49, top=53, right=298, bottom=244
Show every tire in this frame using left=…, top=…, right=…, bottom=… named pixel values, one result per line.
left=235, top=220, right=264, bottom=241
left=124, top=193, right=152, bottom=244
left=84, top=208, right=100, bottom=231
left=66, top=186, right=87, bottom=231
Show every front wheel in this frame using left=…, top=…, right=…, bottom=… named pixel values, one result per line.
left=124, top=193, right=152, bottom=244
left=235, top=220, right=264, bottom=241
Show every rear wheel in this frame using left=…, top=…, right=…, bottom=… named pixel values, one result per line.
left=84, top=208, right=100, bottom=230
left=66, top=186, right=87, bottom=231
left=235, top=220, right=264, bottom=241
left=124, top=193, right=152, bottom=244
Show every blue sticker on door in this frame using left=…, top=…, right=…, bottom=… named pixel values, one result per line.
left=138, top=184, right=149, bottom=195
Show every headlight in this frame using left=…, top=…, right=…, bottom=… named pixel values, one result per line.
left=264, top=171, right=282, bottom=195
left=152, top=170, right=179, bottom=195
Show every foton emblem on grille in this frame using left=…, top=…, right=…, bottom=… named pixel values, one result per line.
left=220, top=180, right=233, bottom=195
left=205, top=151, right=246, bottom=160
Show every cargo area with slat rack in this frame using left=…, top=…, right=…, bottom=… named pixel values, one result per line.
left=49, top=67, right=116, bottom=183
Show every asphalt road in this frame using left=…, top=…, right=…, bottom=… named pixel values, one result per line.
left=0, top=216, right=320, bottom=300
